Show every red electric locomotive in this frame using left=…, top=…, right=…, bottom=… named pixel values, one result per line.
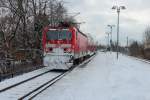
left=42, top=23, right=96, bottom=69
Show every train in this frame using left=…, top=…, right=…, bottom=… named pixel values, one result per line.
left=42, top=22, right=97, bottom=70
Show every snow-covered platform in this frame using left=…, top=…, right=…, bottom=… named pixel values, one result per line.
left=34, top=52, right=150, bottom=100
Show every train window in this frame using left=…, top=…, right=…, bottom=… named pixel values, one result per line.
left=46, top=30, right=72, bottom=40
left=46, top=31, right=58, bottom=40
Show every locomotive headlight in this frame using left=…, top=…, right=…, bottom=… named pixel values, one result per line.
left=45, top=48, right=53, bottom=52
left=69, top=55, right=74, bottom=62
left=70, top=55, right=73, bottom=59
left=67, top=48, right=71, bottom=52
left=64, top=48, right=71, bottom=53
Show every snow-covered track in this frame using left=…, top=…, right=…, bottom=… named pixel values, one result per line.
left=0, top=68, right=51, bottom=93
left=19, top=69, right=69, bottom=100
left=0, top=54, right=96, bottom=100
left=19, top=54, right=96, bottom=100
left=127, top=55, right=150, bottom=64
left=133, top=57, right=150, bottom=64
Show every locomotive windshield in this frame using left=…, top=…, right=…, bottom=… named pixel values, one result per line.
left=46, top=30, right=72, bottom=40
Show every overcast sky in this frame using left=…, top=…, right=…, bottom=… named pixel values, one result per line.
left=66, top=0, right=150, bottom=45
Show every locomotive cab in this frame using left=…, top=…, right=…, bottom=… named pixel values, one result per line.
left=45, top=29, right=72, bottom=53
left=43, top=28, right=75, bottom=69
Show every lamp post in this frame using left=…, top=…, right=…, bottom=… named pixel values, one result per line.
left=112, top=5, right=126, bottom=59
left=107, top=25, right=115, bottom=51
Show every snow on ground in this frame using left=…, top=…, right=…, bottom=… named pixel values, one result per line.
left=0, top=72, right=59, bottom=100
left=0, top=66, right=52, bottom=90
left=34, top=52, right=150, bottom=100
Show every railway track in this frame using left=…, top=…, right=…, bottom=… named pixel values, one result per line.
left=19, top=67, right=72, bottom=100
left=127, top=55, right=150, bottom=64
left=21, top=54, right=96, bottom=100
left=0, top=54, right=96, bottom=100
left=133, top=57, right=150, bottom=64
left=0, top=68, right=52, bottom=93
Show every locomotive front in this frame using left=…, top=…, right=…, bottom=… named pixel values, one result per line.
left=42, top=27, right=75, bottom=70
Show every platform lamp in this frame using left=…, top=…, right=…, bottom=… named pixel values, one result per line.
left=112, top=5, right=126, bottom=59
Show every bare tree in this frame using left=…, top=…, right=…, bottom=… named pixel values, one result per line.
left=0, top=0, right=72, bottom=58
left=0, top=0, right=78, bottom=77
left=143, top=27, right=150, bottom=49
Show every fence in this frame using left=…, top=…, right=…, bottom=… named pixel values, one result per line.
left=0, top=49, right=44, bottom=81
